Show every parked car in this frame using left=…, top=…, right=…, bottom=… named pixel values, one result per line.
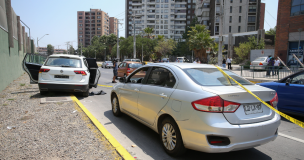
left=102, top=61, right=113, bottom=68
left=250, top=57, right=268, bottom=70
left=110, top=63, right=280, bottom=156
left=257, top=70, right=304, bottom=116
left=162, top=58, right=170, bottom=62
left=22, top=53, right=101, bottom=97
left=176, top=57, right=190, bottom=63
left=117, top=61, right=143, bottom=78
left=123, top=59, right=141, bottom=62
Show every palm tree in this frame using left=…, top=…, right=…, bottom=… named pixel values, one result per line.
left=143, top=27, right=155, bottom=39
left=157, top=35, right=165, bottom=41
left=188, top=24, right=214, bottom=62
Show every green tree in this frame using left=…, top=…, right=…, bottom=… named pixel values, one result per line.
left=69, top=45, right=75, bottom=55
left=154, top=39, right=177, bottom=58
left=234, top=36, right=265, bottom=60
left=266, top=26, right=276, bottom=35
left=182, top=16, right=199, bottom=39
left=143, top=27, right=155, bottom=39
left=47, top=44, right=54, bottom=55
left=187, top=24, right=214, bottom=61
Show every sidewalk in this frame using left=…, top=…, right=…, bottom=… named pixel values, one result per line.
left=0, top=73, right=121, bottom=159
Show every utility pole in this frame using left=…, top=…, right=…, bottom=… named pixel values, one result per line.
left=218, top=0, right=224, bottom=66
left=65, top=42, right=70, bottom=54
left=128, top=11, right=138, bottom=58
left=81, top=44, right=83, bottom=56
left=142, top=43, right=143, bottom=62
left=116, top=19, right=123, bottom=61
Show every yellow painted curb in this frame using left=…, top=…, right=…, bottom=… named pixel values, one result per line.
left=71, top=95, right=135, bottom=160
left=98, top=84, right=113, bottom=88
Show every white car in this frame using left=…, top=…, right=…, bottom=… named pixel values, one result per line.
left=22, top=53, right=100, bottom=97
left=102, top=61, right=113, bottom=68
left=123, top=59, right=141, bottom=62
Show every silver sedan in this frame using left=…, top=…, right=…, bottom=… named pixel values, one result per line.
left=110, top=63, right=280, bottom=156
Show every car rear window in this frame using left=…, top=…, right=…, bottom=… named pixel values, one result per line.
left=45, top=57, right=82, bottom=68
left=128, top=63, right=142, bottom=68
left=132, top=59, right=141, bottom=62
left=106, top=61, right=112, bottom=63
left=184, top=68, right=252, bottom=86
left=254, top=57, right=266, bottom=61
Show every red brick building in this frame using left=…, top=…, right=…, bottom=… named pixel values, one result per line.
left=259, top=3, right=265, bottom=30
left=276, top=0, right=304, bottom=65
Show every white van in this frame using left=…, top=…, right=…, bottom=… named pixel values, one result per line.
left=176, top=57, right=190, bottom=63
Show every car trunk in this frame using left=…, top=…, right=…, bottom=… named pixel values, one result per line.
left=202, top=85, right=276, bottom=125
left=41, top=67, right=83, bottom=83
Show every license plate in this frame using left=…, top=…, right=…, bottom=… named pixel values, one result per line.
left=54, top=75, right=69, bottom=79
left=243, top=103, right=263, bottom=115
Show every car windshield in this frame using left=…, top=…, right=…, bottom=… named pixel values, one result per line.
left=106, top=61, right=112, bottom=63
left=45, top=57, right=82, bottom=68
left=184, top=68, right=253, bottom=86
left=128, top=63, right=143, bottom=68
left=254, top=57, right=266, bottom=61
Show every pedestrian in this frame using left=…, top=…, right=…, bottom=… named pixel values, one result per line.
left=198, top=59, right=201, bottom=64
left=274, top=57, right=280, bottom=75
left=266, top=55, right=272, bottom=62
left=158, top=59, right=161, bottom=63
left=222, top=58, right=226, bottom=68
left=112, top=59, right=118, bottom=83
left=266, top=57, right=275, bottom=76
left=193, top=59, right=197, bottom=63
left=227, top=57, right=232, bottom=69
left=175, top=58, right=178, bottom=62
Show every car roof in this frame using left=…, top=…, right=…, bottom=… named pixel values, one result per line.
left=49, top=54, right=84, bottom=58
left=146, top=63, right=219, bottom=69
left=124, top=61, right=141, bottom=64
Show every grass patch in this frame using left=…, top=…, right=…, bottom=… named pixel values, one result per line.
left=3, top=104, right=8, bottom=106
left=8, top=99, right=14, bottom=101
left=20, top=83, right=25, bottom=86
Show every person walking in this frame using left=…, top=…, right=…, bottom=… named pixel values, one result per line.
left=222, top=58, right=226, bottom=68
left=267, top=57, right=275, bottom=76
left=227, top=57, right=232, bottom=70
left=112, top=59, right=118, bottom=83
left=274, top=57, right=280, bottom=75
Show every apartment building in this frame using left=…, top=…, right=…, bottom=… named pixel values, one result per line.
left=109, top=17, right=118, bottom=35
left=77, top=9, right=111, bottom=47
left=196, top=0, right=264, bottom=36
left=125, top=0, right=196, bottom=39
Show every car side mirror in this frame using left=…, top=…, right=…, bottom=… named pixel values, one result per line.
left=286, top=78, right=291, bottom=85
left=119, top=77, right=126, bottom=83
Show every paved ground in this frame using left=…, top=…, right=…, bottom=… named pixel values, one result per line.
left=76, top=67, right=304, bottom=160
left=0, top=73, right=121, bottom=160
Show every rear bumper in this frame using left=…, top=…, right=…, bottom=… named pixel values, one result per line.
left=38, top=83, right=89, bottom=92
left=250, top=66, right=266, bottom=70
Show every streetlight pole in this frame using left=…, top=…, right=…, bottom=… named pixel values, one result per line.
left=218, top=0, right=223, bottom=66
left=37, top=34, right=49, bottom=54
left=298, top=28, right=302, bottom=68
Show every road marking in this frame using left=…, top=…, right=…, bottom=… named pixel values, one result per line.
left=71, top=95, right=135, bottom=160
left=279, top=133, right=304, bottom=144
left=98, top=84, right=113, bottom=88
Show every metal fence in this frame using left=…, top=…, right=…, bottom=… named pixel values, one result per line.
left=236, top=66, right=302, bottom=81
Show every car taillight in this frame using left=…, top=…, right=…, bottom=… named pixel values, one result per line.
left=259, top=62, right=263, bottom=65
left=106, top=63, right=109, bottom=65
left=191, top=96, right=240, bottom=113
left=74, top=71, right=87, bottom=76
left=127, top=68, right=130, bottom=73
left=270, top=93, right=278, bottom=108
left=250, top=62, right=252, bottom=65
left=39, top=69, right=50, bottom=73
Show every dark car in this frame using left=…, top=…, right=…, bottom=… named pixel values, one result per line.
left=257, top=70, right=304, bottom=116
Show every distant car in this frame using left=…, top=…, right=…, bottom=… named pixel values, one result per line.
left=102, top=61, right=113, bottom=68
left=117, top=61, right=143, bottom=78
left=176, top=57, right=190, bottom=63
left=250, top=57, right=268, bottom=70
left=162, top=58, right=170, bottom=62
left=111, top=63, right=280, bottom=156
left=123, top=59, right=141, bottom=62
left=22, top=53, right=100, bottom=97
left=257, top=70, right=304, bottom=116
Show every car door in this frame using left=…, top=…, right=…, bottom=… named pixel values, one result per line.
left=137, top=67, right=177, bottom=125
left=22, top=53, right=48, bottom=83
left=277, top=72, right=304, bottom=114
left=85, top=58, right=101, bottom=88
left=119, top=67, right=150, bottom=116
left=117, top=62, right=125, bottom=77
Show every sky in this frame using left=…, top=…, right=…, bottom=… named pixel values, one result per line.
left=11, top=0, right=277, bottom=50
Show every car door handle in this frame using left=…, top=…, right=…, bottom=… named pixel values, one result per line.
left=134, top=88, right=139, bottom=91
left=159, top=93, right=167, bottom=97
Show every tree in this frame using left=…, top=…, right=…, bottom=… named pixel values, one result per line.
left=47, top=44, right=54, bottom=55
left=187, top=24, right=214, bottom=62
left=154, top=39, right=177, bottom=58
left=69, top=45, right=75, bottom=55
left=143, top=27, right=155, bottom=39
left=234, top=36, right=265, bottom=60
left=182, top=16, right=199, bottom=40
left=266, top=26, right=276, bottom=35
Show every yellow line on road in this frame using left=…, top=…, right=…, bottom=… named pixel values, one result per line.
left=98, top=84, right=113, bottom=88
left=71, top=95, right=135, bottom=160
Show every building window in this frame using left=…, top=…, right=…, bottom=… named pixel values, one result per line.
left=79, top=20, right=83, bottom=23
left=238, top=26, right=241, bottom=32
left=230, top=6, right=232, bottom=13
left=247, top=26, right=255, bottom=31
left=229, top=26, right=231, bottom=33
left=239, top=6, right=242, bottom=13
left=230, top=0, right=233, bottom=3
left=79, top=16, right=83, bottom=19
left=79, top=24, right=83, bottom=26
left=79, top=32, right=83, bottom=34
left=249, top=6, right=257, bottom=12
left=97, top=16, right=101, bottom=19
left=239, top=16, right=241, bottom=22
left=97, top=28, right=101, bottom=30
left=290, top=0, right=304, bottom=16
left=79, top=28, right=83, bottom=30
left=79, top=13, right=83, bottom=15
left=97, top=24, right=101, bottom=26
left=248, top=16, right=256, bottom=22
left=229, top=16, right=232, bottom=23
left=97, top=20, right=101, bottom=22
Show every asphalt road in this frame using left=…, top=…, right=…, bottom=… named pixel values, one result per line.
left=77, top=67, right=304, bottom=160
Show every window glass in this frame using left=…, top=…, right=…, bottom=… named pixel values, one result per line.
left=45, top=58, right=82, bottom=68
left=146, top=67, right=176, bottom=88
left=128, top=67, right=149, bottom=84
left=291, top=5, right=301, bottom=16
left=128, top=63, right=143, bottom=68
left=184, top=68, right=252, bottom=86
left=291, top=72, right=304, bottom=85
left=254, top=57, right=266, bottom=61
left=292, top=0, right=301, bottom=5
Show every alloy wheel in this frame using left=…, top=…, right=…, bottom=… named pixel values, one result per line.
left=162, top=123, right=177, bottom=151
left=112, top=97, right=118, bottom=113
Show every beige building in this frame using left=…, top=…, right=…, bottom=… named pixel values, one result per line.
left=37, top=47, right=67, bottom=55
left=77, top=9, right=111, bottom=47
left=109, top=17, right=118, bottom=35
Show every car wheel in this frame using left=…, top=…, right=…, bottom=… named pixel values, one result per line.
left=124, top=74, right=127, bottom=79
left=40, top=91, right=47, bottom=95
left=82, top=89, right=89, bottom=97
left=112, top=95, right=122, bottom=117
left=160, top=117, right=186, bottom=156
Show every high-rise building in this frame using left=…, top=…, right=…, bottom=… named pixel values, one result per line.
left=125, top=0, right=196, bottom=39
left=195, top=0, right=264, bottom=36
left=77, top=9, right=110, bottom=47
left=109, top=17, right=118, bottom=35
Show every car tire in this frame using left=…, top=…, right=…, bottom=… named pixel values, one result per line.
left=40, top=91, right=47, bottom=95
left=124, top=74, right=127, bottom=79
left=111, top=95, right=122, bottom=117
left=159, top=117, right=186, bottom=156
left=82, top=89, right=89, bottom=97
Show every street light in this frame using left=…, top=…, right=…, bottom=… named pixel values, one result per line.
left=37, top=34, right=49, bottom=54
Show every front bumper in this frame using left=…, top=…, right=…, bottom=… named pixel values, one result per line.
left=38, top=83, right=89, bottom=92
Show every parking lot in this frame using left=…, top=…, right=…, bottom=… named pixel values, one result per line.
left=76, top=67, right=304, bottom=160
